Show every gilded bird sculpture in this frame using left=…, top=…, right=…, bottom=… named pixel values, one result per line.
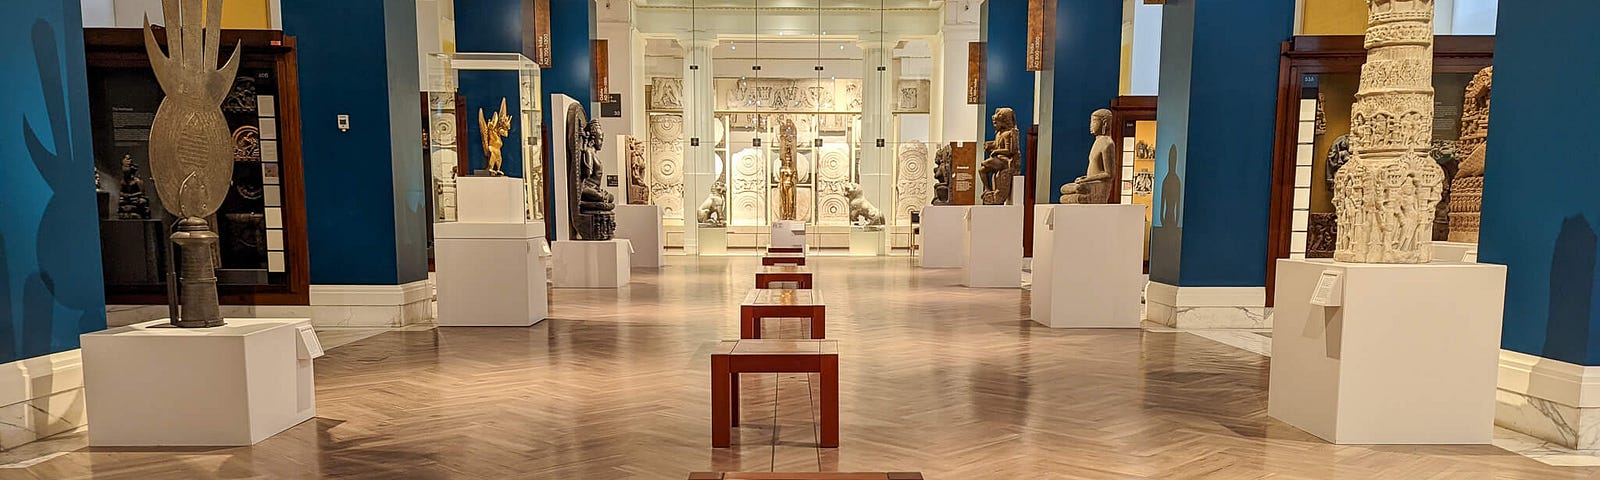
left=479, top=98, right=512, bottom=176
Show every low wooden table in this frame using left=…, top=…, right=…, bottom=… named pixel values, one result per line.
left=766, top=247, right=804, bottom=254
left=740, top=289, right=825, bottom=339
left=711, top=339, right=839, bottom=448
left=761, top=252, right=807, bottom=266
left=755, top=265, right=814, bottom=289
left=689, top=474, right=922, bottom=480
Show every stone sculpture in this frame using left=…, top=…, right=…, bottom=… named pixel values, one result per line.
left=1059, top=109, right=1116, bottom=204
left=144, top=0, right=242, bottom=327
left=626, top=136, right=649, bottom=205
left=979, top=108, right=1020, bottom=205
left=932, top=144, right=954, bottom=205
left=116, top=154, right=151, bottom=219
left=566, top=103, right=615, bottom=240
left=478, top=98, right=511, bottom=176
left=1332, top=0, right=1445, bottom=264
left=1449, top=66, right=1493, bottom=243
left=697, top=176, right=728, bottom=227
left=1325, top=134, right=1352, bottom=191
left=775, top=119, right=800, bottom=220
left=845, top=183, right=886, bottom=227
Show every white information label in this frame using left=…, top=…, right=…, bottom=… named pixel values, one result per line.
left=1310, top=270, right=1344, bottom=307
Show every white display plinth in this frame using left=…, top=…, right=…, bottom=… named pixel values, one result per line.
left=1031, top=204, right=1144, bottom=328
left=552, top=239, right=633, bottom=288
left=962, top=205, right=1023, bottom=288
left=455, top=176, right=524, bottom=223
left=698, top=227, right=728, bottom=254
left=849, top=228, right=884, bottom=255
left=615, top=205, right=664, bottom=268
left=1268, top=258, right=1506, bottom=444
left=435, top=221, right=548, bottom=326
left=81, top=318, right=318, bottom=446
left=920, top=205, right=969, bottom=268
left=1431, top=241, right=1478, bottom=263
left=1011, top=175, right=1025, bottom=206
left=771, top=220, right=807, bottom=249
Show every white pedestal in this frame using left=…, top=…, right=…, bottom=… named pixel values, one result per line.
left=435, top=221, right=548, bottom=326
left=552, top=239, right=633, bottom=288
left=962, top=205, right=1022, bottom=288
left=849, top=228, right=884, bottom=255
left=771, top=220, right=807, bottom=249
left=81, top=318, right=318, bottom=446
left=1011, top=175, right=1025, bottom=206
left=615, top=205, right=665, bottom=268
left=1431, top=241, right=1478, bottom=263
left=1031, top=204, right=1144, bottom=328
left=920, top=205, right=969, bottom=268
left=456, top=176, right=524, bottom=223
left=1268, top=258, right=1507, bottom=444
left=698, top=227, right=728, bottom=254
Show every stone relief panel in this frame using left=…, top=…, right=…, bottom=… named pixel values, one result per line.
left=894, top=142, right=932, bottom=225
left=1449, top=66, right=1492, bottom=243
left=716, top=78, right=863, bottom=113
left=730, top=148, right=767, bottom=226
left=814, top=145, right=852, bottom=225
left=648, top=114, right=686, bottom=218
left=894, top=80, right=931, bottom=113
left=650, top=77, right=683, bottom=110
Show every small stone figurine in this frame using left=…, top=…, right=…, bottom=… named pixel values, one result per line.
left=626, top=136, right=650, bottom=205
left=567, top=103, right=615, bottom=240
left=845, top=183, right=885, bottom=227
left=1059, top=109, right=1115, bottom=204
left=697, top=176, right=728, bottom=227
left=979, top=108, right=1020, bottom=205
left=931, top=144, right=953, bottom=205
left=117, top=155, right=151, bottom=219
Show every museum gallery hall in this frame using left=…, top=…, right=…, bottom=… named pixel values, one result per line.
left=5, top=0, right=1600, bottom=478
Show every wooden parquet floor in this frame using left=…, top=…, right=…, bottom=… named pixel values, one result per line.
left=9, top=256, right=1600, bottom=479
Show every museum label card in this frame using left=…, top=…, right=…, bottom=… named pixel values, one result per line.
left=1309, top=270, right=1344, bottom=307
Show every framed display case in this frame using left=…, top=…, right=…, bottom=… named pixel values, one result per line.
left=428, top=52, right=544, bottom=224
left=1109, top=95, right=1157, bottom=272
left=85, top=28, right=310, bottom=305
left=1266, top=35, right=1494, bottom=303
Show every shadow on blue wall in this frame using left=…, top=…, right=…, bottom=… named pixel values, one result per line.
left=1545, top=215, right=1599, bottom=363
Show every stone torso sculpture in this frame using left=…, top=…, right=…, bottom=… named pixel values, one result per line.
left=776, top=119, right=799, bottom=220
left=1449, top=66, right=1492, bottom=243
left=567, top=103, right=615, bottom=240
left=626, top=136, right=649, bottom=205
left=1060, top=109, right=1116, bottom=204
left=980, top=108, right=1020, bottom=205
left=932, top=144, right=953, bottom=205
left=478, top=99, right=511, bottom=176
left=116, top=155, right=151, bottom=219
left=1332, top=0, right=1445, bottom=263
left=698, top=176, right=728, bottom=227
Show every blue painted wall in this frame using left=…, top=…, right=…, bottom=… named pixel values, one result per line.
left=0, top=0, right=107, bottom=363
left=1481, top=1, right=1600, bottom=366
left=1046, top=0, right=1123, bottom=199
left=1149, top=0, right=1290, bottom=287
left=982, top=0, right=1033, bottom=166
left=454, top=0, right=527, bottom=178
left=284, top=0, right=427, bottom=285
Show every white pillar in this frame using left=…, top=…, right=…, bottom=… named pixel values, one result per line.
left=859, top=38, right=894, bottom=214
left=682, top=35, right=718, bottom=249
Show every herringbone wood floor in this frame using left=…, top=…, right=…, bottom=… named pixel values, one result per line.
left=10, top=256, right=1600, bottom=479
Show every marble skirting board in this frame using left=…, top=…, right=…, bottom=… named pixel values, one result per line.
left=107, top=280, right=433, bottom=329
left=1143, top=282, right=1268, bottom=329
left=1496, top=349, right=1600, bottom=450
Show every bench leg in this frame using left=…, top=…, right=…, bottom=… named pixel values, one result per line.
left=820, top=355, right=839, bottom=448
left=731, top=372, right=740, bottom=427
left=740, top=307, right=760, bottom=339
left=801, top=276, right=813, bottom=289
left=712, top=355, right=732, bottom=447
left=811, top=307, right=826, bottom=339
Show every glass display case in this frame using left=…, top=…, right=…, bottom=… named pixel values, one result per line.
left=427, top=52, right=544, bottom=225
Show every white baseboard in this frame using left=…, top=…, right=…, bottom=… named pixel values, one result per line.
left=1143, top=282, right=1268, bottom=329
left=1497, top=349, right=1600, bottom=450
left=107, top=279, right=434, bottom=330
left=0, top=350, right=86, bottom=451
left=310, top=280, right=431, bottom=307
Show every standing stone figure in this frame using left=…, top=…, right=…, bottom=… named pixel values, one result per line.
left=626, top=136, right=650, bottom=205
left=775, top=119, right=800, bottom=220
left=979, top=108, right=1020, bottom=205
left=1449, top=66, right=1493, bottom=243
left=144, top=0, right=242, bottom=328
left=1332, top=0, right=1444, bottom=264
left=567, top=103, right=615, bottom=240
left=1059, top=109, right=1116, bottom=204
left=931, top=144, right=953, bottom=205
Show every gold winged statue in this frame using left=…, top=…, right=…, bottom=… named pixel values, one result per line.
left=478, top=98, right=512, bottom=175
left=144, top=0, right=242, bottom=328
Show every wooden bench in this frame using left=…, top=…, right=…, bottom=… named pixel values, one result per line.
left=711, top=339, right=839, bottom=448
left=689, top=474, right=923, bottom=480
left=740, top=289, right=825, bottom=339
left=755, top=265, right=814, bottom=289
left=761, top=252, right=807, bottom=266
left=766, top=247, right=805, bottom=254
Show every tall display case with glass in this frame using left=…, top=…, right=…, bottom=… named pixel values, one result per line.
left=427, top=53, right=544, bottom=225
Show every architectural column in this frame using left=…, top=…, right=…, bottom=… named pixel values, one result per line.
left=858, top=38, right=894, bottom=211
left=0, top=0, right=104, bottom=449
left=283, top=0, right=431, bottom=326
left=1043, top=0, right=1123, bottom=199
left=1145, top=0, right=1292, bottom=329
left=681, top=35, right=717, bottom=250
left=1483, top=0, right=1600, bottom=450
left=980, top=0, right=1033, bottom=162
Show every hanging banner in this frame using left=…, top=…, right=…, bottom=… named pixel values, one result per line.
left=967, top=42, right=985, bottom=105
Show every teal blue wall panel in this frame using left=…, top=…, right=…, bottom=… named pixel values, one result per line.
left=1046, top=0, right=1122, bottom=195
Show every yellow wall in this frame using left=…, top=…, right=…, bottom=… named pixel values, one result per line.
left=1300, top=0, right=1366, bottom=35
left=220, top=0, right=272, bottom=29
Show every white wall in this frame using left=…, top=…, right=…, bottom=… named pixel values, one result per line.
left=1126, top=0, right=1162, bottom=96
left=84, top=0, right=284, bottom=28
left=1449, top=0, right=1497, bottom=35
left=937, top=24, right=978, bottom=143
left=596, top=1, right=639, bottom=203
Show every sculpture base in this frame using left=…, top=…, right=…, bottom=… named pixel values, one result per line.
left=614, top=205, right=664, bottom=268
left=81, top=318, right=318, bottom=446
left=1031, top=205, right=1143, bottom=328
left=961, top=205, right=1022, bottom=288
left=435, top=222, right=549, bottom=326
left=919, top=206, right=969, bottom=268
left=1268, top=258, right=1506, bottom=444
left=771, top=220, right=807, bottom=250
left=552, top=239, right=633, bottom=288
left=698, top=227, right=728, bottom=254
left=457, top=176, right=525, bottom=223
